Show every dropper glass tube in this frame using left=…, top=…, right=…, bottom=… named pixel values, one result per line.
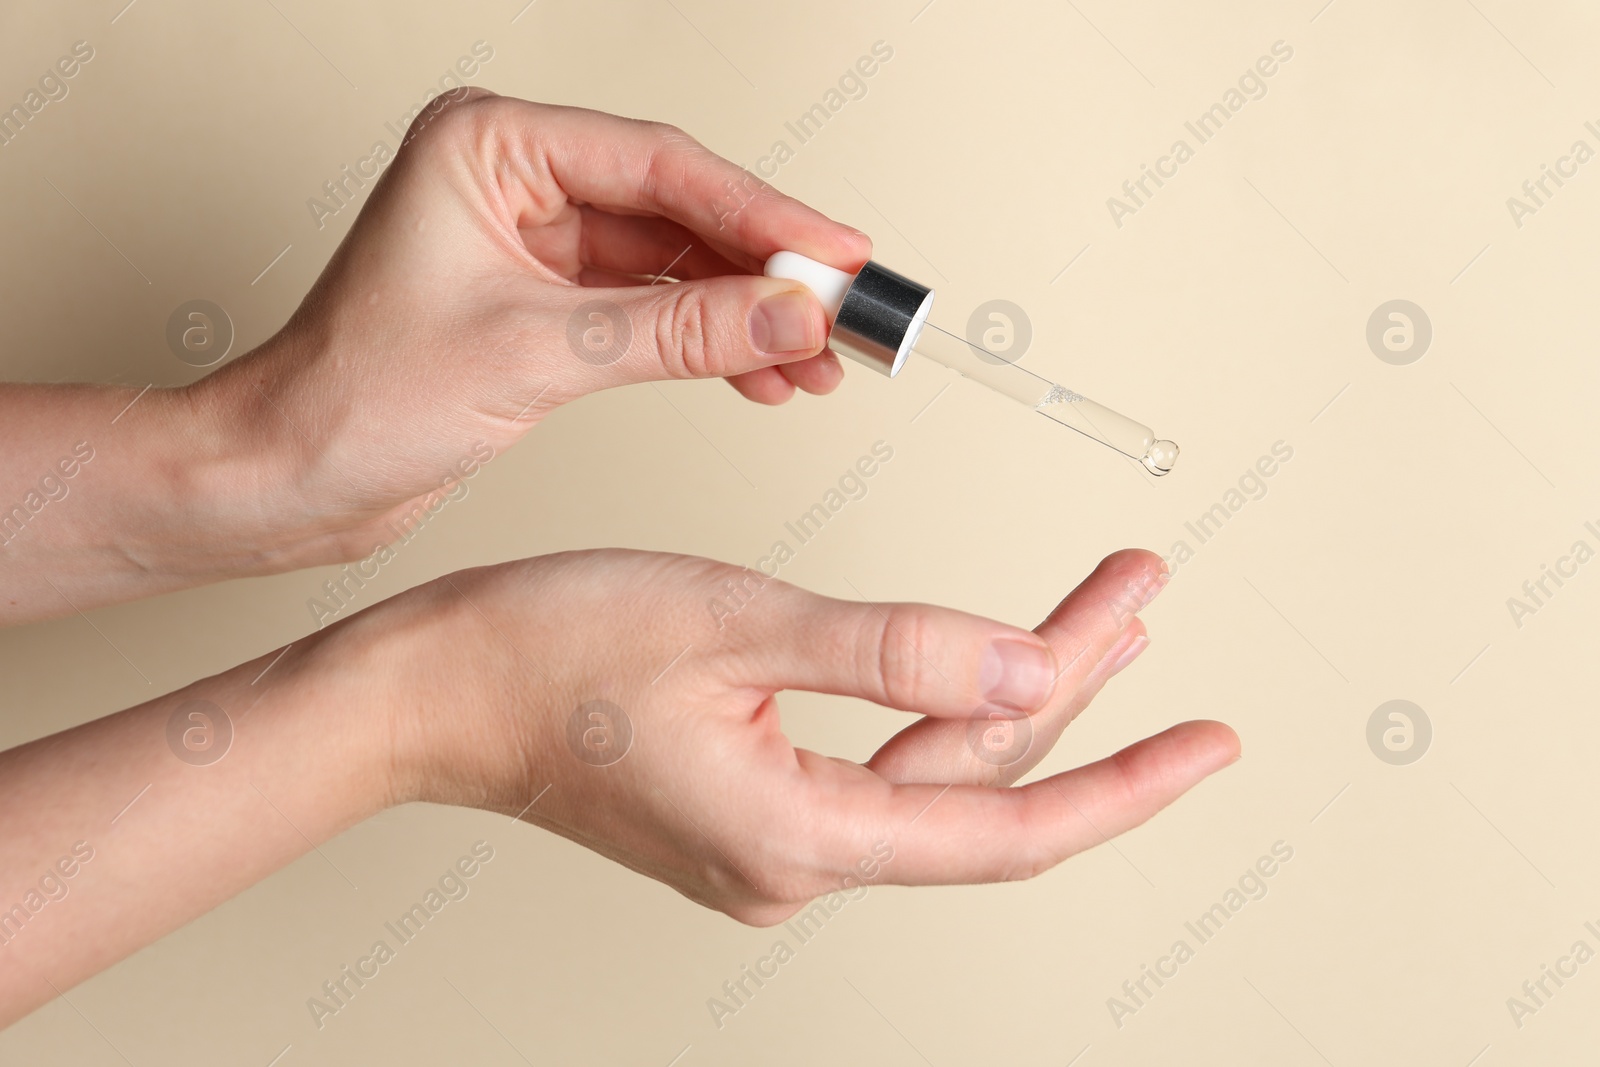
left=911, top=321, right=1179, bottom=475
left=762, top=251, right=1179, bottom=475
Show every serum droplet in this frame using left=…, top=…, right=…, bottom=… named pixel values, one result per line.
left=1141, top=440, right=1179, bottom=476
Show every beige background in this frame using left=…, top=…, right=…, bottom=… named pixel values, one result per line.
left=2, top=0, right=1598, bottom=1062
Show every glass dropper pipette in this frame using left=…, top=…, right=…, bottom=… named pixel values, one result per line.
left=764, top=251, right=1179, bottom=475
left=910, top=319, right=1178, bottom=474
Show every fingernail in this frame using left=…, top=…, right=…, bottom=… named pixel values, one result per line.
left=980, top=638, right=1057, bottom=711
left=1095, top=625, right=1139, bottom=671
left=750, top=289, right=821, bottom=356
left=1108, top=633, right=1149, bottom=674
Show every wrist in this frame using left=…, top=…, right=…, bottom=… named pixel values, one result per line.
left=176, top=331, right=353, bottom=578
left=211, top=622, right=408, bottom=827
left=312, top=574, right=533, bottom=813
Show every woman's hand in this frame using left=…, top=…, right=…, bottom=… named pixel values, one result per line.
left=195, top=91, right=868, bottom=567
left=0, top=544, right=1235, bottom=1025
left=361, top=547, right=1238, bottom=924
left=0, top=93, right=868, bottom=623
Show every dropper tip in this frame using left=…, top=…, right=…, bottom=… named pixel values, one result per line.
left=1141, top=440, right=1180, bottom=476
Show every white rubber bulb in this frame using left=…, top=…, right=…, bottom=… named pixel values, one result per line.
left=763, top=251, right=854, bottom=322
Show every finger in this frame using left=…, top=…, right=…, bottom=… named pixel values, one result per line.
left=483, top=98, right=872, bottom=271
left=865, top=617, right=1145, bottom=787
left=576, top=208, right=770, bottom=278
left=1054, top=619, right=1150, bottom=719
left=1033, top=549, right=1167, bottom=688
left=723, top=367, right=796, bottom=405
left=824, top=720, right=1239, bottom=888
left=571, top=275, right=830, bottom=388
left=866, top=549, right=1167, bottom=784
left=777, top=350, right=845, bottom=395
left=719, top=584, right=1060, bottom=719
left=572, top=215, right=847, bottom=395
left=577, top=207, right=747, bottom=280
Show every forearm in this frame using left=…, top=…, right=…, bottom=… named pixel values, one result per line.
left=0, top=348, right=341, bottom=624
left=0, top=623, right=401, bottom=1027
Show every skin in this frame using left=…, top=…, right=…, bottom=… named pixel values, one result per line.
left=0, top=92, right=1239, bottom=1028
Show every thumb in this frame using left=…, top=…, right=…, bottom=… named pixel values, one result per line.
left=558, top=275, right=829, bottom=389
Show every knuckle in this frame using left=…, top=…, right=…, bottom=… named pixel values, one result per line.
left=654, top=287, right=719, bottom=379
left=864, top=604, right=932, bottom=711
left=638, top=120, right=706, bottom=206
left=648, top=119, right=688, bottom=141
left=995, top=793, right=1057, bottom=882
left=1103, top=746, right=1151, bottom=817
left=397, top=86, right=489, bottom=152
left=646, top=119, right=701, bottom=157
left=638, top=122, right=675, bottom=198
